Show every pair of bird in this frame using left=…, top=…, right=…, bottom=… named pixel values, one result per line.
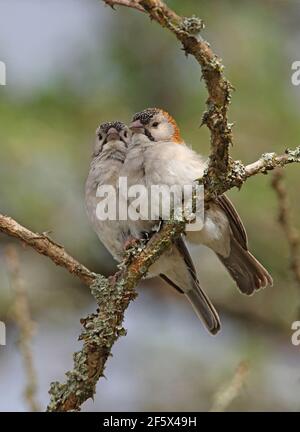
left=85, top=108, right=273, bottom=335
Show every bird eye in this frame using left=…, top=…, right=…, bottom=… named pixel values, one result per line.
left=98, top=133, right=103, bottom=141
left=152, top=122, right=159, bottom=128
left=124, top=130, right=128, bottom=138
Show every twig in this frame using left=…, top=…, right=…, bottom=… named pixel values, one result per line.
left=204, top=146, right=300, bottom=199
left=0, top=215, right=96, bottom=286
left=103, top=0, right=145, bottom=12
left=210, top=361, right=249, bottom=412
left=5, top=245, right=40, bottom=412
left=271, top=169, right=300, bottom=287
left=245, top=149, right=300, bottom=180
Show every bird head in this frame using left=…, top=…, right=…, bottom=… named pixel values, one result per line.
left=93, top=121, right=131, bottom=157
left=130, top=108, right=183, bottom=144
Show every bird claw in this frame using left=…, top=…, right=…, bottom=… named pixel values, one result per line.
left=151, top=219, right=163, bottom=233
left=123, top=237, right=140, bottom=251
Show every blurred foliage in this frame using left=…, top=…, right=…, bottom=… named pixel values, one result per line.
left=0, top=0, right=300, bottom=411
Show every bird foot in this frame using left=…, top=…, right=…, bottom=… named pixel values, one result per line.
left=123, top=236, right=140, bottom=251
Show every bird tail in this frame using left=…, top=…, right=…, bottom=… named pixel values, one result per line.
left=217, top=237, right=273, bottom=295
left=161, top=235, right=221, bottom=335
left=184, top=281, right=221, bottom=335
left=161, top=273, right=221, bottom=335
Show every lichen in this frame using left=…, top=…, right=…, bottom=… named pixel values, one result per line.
left=180, top=15, right=205, bottom=36
left=286, top=146, right=300, bottom=162
left=47, top=271, right=137, bottom=411
left=228, top=160, right=247, bottom=188
left=262, top=152, right=276, bottom=163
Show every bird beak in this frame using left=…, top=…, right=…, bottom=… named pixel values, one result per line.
left=130, top=120, right=144, bottom=133
left=107, top=127, right=120, bottom=141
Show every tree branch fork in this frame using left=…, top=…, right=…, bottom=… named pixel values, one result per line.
left=0, top=0, right=299, bottom=412
left=1, top=146, right=299, bottom=411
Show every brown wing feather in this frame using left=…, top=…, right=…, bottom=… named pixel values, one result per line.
left=173, top=235, right=198, bottom=281
left=215, top=194, right=248, bottom=250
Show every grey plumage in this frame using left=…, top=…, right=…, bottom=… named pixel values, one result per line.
left=85, top=109, right=272, bottom=337
left=124, top=108, right=273, bottom=332
left=121, top=130, right=221, bottom=334
left=85, top=121, right=130, bottom=261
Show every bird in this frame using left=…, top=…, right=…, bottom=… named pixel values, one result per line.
left=85, top=120, right=220, bottom=334
left=120, top=116, right=221, bottom=335
left=85, top=120, right=131, bottom=262
left=128, top=107, right=273, bottom=297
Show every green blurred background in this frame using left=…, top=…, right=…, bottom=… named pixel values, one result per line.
left=0, top=0, right=300, bottom=411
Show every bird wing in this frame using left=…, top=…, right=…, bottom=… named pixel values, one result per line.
left=215, top=194, right=248, bottom=250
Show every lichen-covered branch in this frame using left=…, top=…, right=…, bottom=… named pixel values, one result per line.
left=1, top=147, right=298, bottom=292
left=1, top=0, right=299, bottom=409
left=245, top=147, right=300, bottom=180
left=203, top=146, right=300, bottom=199
left=0, top=0, right=299, bottom=413
left=0, top=216, right=183, bottom=411
left=103, top=0, right=234, bottom=180
left=47, top=220, right=184, bottom=411
left=271, top=170, right=300, bottom=287
left=0, top=214, right=96, bottom=286
left=1, top=145, right=299, bottom=411
left=103, top=0, right=300, bottom=191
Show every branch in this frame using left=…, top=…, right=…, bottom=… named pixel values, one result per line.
left=245, top=148, right=300, bottom=179
left=1, top=148, right=298, bottom=290
left=0, top=1, right=299, bottom=413
left=203, top=146, right=300, bottom=200
left=47, top=221, right=184, bottom=411
left=0, top=215, right=96, bottom=286
left=103, top=0, right=234, bottom=179
left=1, top=145, right=299, bottom=411
left=0, top=215, right=183, bottom=411
left=103, top=0, right=145, bottom=12
left=271, top=170, right=300, bottom=288
left=5, top=245, right=41, bottom=412
left=210, top=361, right=249, bottom=412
